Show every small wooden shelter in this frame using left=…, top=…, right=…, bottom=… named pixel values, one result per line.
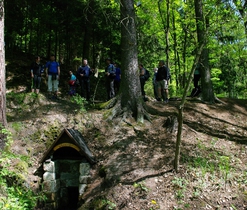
left=38, top=128, right=96, bottom=209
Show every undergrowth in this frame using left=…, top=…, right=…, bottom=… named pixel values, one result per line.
left=172, top=137, right=247, bottom=209
left=0, top=127, right=46, bottom=210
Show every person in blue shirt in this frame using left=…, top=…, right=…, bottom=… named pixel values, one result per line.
left=113, top=63, right=121, bottom=95
left=77, top=58, right=91, bottom=101
left=105, top=58, right=116, bottom=100
left=45, top=54, right=60, bottom=99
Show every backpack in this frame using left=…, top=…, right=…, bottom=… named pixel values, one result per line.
left=144, top=69, right=150, bottom=81
left=108, top=64, right=116, bottom=79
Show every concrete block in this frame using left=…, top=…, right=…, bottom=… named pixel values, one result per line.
left=79, top=163, right=90, bottom=175
left=79, top=175, right=91, bottom=184
left=43, top=160, right=56, bottom=172
left=43, top=172, right=56, bottom=181
left=79, top=184, right=87, bottom=195
left=43, top=179, right=60, bottom=193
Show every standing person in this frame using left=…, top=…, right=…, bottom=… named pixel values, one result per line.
left=45, top=54, right=60, bottom=99
left=114, top=63, right=121, bottom=95
left=105, top=58, right=116, bottom=100
left=68, top=71, right=77, bottom=97
left=153, top=67, right=158, bottom=100
left=77, top=58, right=91, bottom=101
left=139, top=64, right=147, bottom=101
left=30, top=56, right=43, bottom=94
left=156, top=60, right=170, bottom=103
left=189, top=62, right=201, bottom=97
left=194, top=63, right=201, bottom=89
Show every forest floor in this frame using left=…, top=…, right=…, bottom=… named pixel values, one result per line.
left=4, top=51, right=247, bottom=210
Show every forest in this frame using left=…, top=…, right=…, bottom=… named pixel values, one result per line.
left=4, top=0, right=247, bottom=99
left=0, top=0, right=247, bottom=210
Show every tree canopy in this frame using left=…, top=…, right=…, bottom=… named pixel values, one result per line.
left=4, top=0, right=247, bottom=99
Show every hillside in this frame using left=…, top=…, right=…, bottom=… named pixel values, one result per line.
left=3, top=52, right=247, bottom=210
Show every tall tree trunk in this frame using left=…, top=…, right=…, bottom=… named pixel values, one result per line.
left=182, top=25, right=188, bottom=88
left=158, top=0, right=170, bottom=66
left=174, top=43, right=204, bottom=172
left=0, top=0, right=7, bottom=149
left=171, top=7, right=181, bottom=94
left=165, top=0, right=170, bottom=67
left=107, top=0, right=148, bottom=123
left=194, top=0, right=215, bottom=103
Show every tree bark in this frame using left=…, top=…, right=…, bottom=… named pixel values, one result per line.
left=0, top=0, right=7, bottom=149
left=107, top=0, right=148, bottom=123
left=194, top=0, right=215, bottom=103
left=174, top=43, right=204, bottom=172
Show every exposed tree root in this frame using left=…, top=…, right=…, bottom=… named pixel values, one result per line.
left=106, top=98, right=123, bottom=121
left=214, top=96, right=225, bottom=104
left=105, top=96, right=119, bottom=109
left=105, top=96, right=151, bottom=124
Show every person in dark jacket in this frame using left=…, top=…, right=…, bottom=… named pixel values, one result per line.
left=113, top=63, right=121, bottom=95
left=153, top=67, right=158, bottom=100
left=194, top=63, right=201, bottom=89
left=105, top=58, right=116, bottom=100
left=156, top=60, right=170, bottom=103
left=77, top=58, right=91, bottom=101
left=30, top=56, right=43, bottom=94
left=139, top=63, right=148, bottom=101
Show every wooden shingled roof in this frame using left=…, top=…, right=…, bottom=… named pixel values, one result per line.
left=40, top=128, right=96, bottom=164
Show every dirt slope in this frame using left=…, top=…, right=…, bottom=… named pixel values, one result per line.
left=5, top=52, right=247, bottom=209
left=6, top=94, right=247, bottom=210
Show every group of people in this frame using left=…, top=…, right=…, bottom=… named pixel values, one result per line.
left=31, top=55, right=201, bottom=102
left=140, top=60, right=170, bottom=103
left=30, top=55, right=172, bottom=102
left=30, top=55, right=91, bottom=100
left=30, top=54, right=60, bottom=99
left=30, top=55, right=122, bottom=101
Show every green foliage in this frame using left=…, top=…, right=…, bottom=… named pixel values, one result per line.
left=6, top=92, right=25, bottom=105
left=172, top=177, right=188, bottom=200
left=91, top=197, right=116, bottom=210
left=0, top=127, right=13, bottom=151
left=0, top=128, right=45, bottom=210
left=133, top=181, right=149, bottom=192
left=5, top=0, right=247, bottom=99
left=11, top=122, right=23, bottom=133
left=71, top=94, right=88, bottom=113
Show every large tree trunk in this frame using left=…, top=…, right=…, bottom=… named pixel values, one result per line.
left=158, top=0, right=170, bottom=66
left=194, top=0, right=215, bottom=103
left=107, top=0, right=148, bottom=123
left=0, top=0, right=7, bottom=149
